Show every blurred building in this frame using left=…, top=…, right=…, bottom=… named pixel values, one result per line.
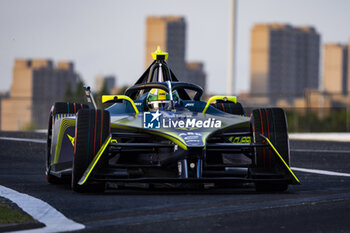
left=0, top=91, right=9, bottom=128
left=292, top=89, right=350, bottom=110
left=1, top=59, right=78, bottom=131
left=95, top=75, right=116, bottom=93
left=145, top=16, right=206, bottom=90
left=323, top=43, right=349, bottom=95
left=186, top=62, right=206, bottom=91
left=250, top=24, right=320, bottom=104
left=145, top=16, right=187, bottom=80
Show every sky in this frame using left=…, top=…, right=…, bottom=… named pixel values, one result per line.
left=0, top=0, right=349, bottom=95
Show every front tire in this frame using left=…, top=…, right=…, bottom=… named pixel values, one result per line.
left=251, top=108, right=290, bottom=192
left=72, top=109, right=110, bottom=192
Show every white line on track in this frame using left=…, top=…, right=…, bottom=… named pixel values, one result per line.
left=291, top=149, right=350, bottom=154
left=0, top=185, right=85, bottom=233
left=291, top=167, right=350, bottom=177
left=289, top=133, right=350, bottom=142
left=0, top=137, right=46, bottom=144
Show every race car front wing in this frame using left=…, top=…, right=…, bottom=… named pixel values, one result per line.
left=77, top=133, right=300, bottom=186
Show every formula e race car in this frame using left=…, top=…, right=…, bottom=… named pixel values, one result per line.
left=46, top=47, right=300, bottom=192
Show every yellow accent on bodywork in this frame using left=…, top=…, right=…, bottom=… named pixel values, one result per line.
left=152, top=46, right=168, bottom=61
left=111, top=139, right=118, bottom=143
left=102, top=95, right=139, bottom=114
left=53, top=118, right=76, bottom=165
left=263, top=136, right=300, bottom=184
left=78, top=136, right=112, bottom=185
left=229, top=136, right=252, bottom=143
left=202, top=96, right=237, bottom=114
left=67, top=134, right=75, bottom=147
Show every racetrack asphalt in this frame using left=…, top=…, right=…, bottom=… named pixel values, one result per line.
left=0, top=131, right=350, bottom=233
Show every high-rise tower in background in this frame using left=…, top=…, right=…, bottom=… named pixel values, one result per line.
left=186, top=62, right=206, bottom=91
left=95, top=75, right=116, bottom=93
left=1, top=59, right=77, bottom=131
left=145, top=16, right=206, bottom=90
left=323, top=43, right=349, bottom=95
left=250, top=24, right=320, bottom=104
left=145, top=16, right=186, bottom=81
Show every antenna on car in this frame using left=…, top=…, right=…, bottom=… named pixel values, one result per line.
left=158, top=63, right=163, bottom=82
left=83, top=86, right=97, bottom=109
left=167, top=80, right=174, bottom=110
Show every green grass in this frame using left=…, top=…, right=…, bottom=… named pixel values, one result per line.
left=0, top=204, right=33, bottom=224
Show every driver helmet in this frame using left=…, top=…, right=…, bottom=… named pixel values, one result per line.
left=147, top=88, right=179, bottom=110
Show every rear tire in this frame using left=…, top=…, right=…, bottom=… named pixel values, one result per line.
left=52, top=102, right=89, bottom=116
left=46, top=113, right=61, bottom=184
left=46, top=102, right=88, bottom=184
left=72, top=109, right=110, bottom=192
left=211, top=100, right=244, bottom=115
left=251, top=108, right=290, bottom=192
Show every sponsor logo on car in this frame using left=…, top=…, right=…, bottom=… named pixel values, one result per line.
left=67, top=134, right=75, bottom=147
left=143, top=111, right=162, bottom=129
left=229, top=136, right=252, bottom=143
left=143, top=111, right=222, bottom=129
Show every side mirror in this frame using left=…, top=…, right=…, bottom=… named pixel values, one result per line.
left=202, top=96, right=237, bottom=114
left=102, top=95, right=139, bottom=114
